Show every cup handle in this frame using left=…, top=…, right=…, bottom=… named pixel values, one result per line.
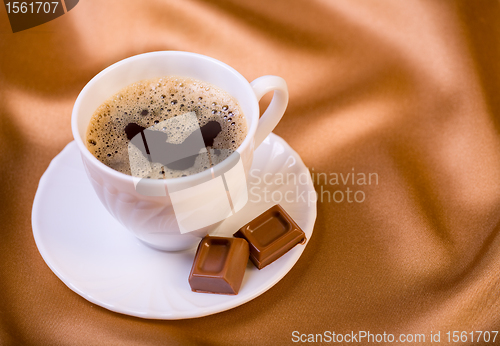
left=251, top=76, right=289, bottom=148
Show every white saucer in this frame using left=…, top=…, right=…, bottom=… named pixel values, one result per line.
left=32, top=133, right=317, bottom=319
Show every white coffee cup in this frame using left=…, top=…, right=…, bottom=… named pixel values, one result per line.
left=71, top=51, right=288, bottom=251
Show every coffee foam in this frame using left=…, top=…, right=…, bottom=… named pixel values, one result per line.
left=86, top=76, right=247, bottom=178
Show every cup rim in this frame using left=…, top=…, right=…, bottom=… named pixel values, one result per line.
left=71, top=51, right=258, bottom=186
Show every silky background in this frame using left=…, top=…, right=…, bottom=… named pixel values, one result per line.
left=1, top=0, right=500, bottom=345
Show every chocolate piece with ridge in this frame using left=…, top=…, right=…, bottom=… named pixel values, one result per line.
left=189, top=236, right=249, bottom=295
left=234, top=204, right=306, bottom=270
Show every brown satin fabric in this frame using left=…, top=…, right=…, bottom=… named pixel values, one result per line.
left=1, top=0, right=500, bottom=345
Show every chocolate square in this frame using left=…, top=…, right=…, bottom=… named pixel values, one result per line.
left=189, top=236, right=249, bottom=295
left=234, top=204, right=306, bottom=269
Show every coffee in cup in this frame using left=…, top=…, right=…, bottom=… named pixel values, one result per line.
left=85, top=76, right=248, bottom=179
